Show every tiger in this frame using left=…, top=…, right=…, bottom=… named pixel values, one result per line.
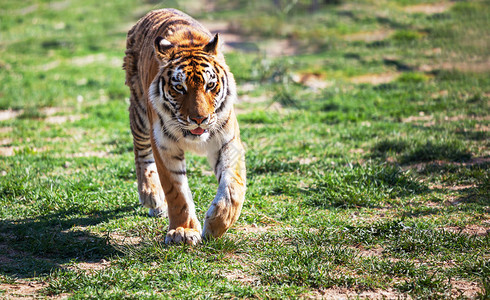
left=123, top=9, right=246, bottom=245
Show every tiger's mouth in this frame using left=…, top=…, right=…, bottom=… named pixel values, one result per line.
left=190, top=127, right=207, bottom=136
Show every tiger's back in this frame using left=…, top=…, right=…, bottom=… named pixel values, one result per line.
left=123, top=9, right=246, bottom=245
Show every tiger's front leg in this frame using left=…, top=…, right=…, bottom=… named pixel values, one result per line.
left=151, top=141, right=202, bottom=245
left=203, top=128, right=246, bottom=239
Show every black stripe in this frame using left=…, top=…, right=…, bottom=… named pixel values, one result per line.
left=134, top=140, right=149, bottom=150
left=158, top=113, right=178, bottom=142
left=157, top=141, right=168, bottom=151
left=133, top=106, right=148, bottom=132
left=215, top=98, right=227, bottom=114
left=214, top=137, right=234, bottom=174
left=185, top=29, right=194, bottom=45
left=170, top=170, right=187, bottom=176
left=138, top=150, right=152, bottom=159
left=135, top=97, right=147, bottom=115
left=158, top=19, right=190, bottom=33
left=215, top=75, right=228, bottom=114
left=131, top=126, right=149, bottom=142
left=172, top=154, right=185, bottom=161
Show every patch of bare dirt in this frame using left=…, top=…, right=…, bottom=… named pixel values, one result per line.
left=0, top=138, right=12, bottom=146
left=0, top=280, right=48, bottom=300
left=259, top=39, right=298, bottom=57
left=65, top=151, right=112, bottom=158
left=222, top=269, right=261, bottom=285
left=235, top=224, right=269, bottom=235
left=308, top=287, right=409, bottom=299
left=343, top=29, right=394, bottom=42
left=237, top=93, right=270, bottom=104
left=0, top=107, right=84, bottom=124
left=0, top=109, right=21, bottom=121
left=444, top=114, right=490, bottom=122
left=45, top=115, right=84, bottom=124
left=0, top=145, right=49, bottom=157
left=200, top=20, right=256, bottom=54
left=406, top=157, right=490, bottom=172
left=15, top=4, right=38, bottom=15
left=444, top=60, right=490, bottom=73
left=431, top=184, right=477, bottom=191
left=402, top=112, right=433, bottom=123
left=0, top=126, right=12, bottom=134
left=64, top=259, right=111, bottom=273
left=71, top=54, right=122, bottom=68
left=1, top=147, right=16, bottom=156
left=200, top=20, right=299, bottom=57
left=404, top=2, right=454, bottom=14
left=292, top=72, right=334, bottom=90
left=356, top=246, right=384, bottom=258
left=108, top=233, right=142, bottom=246
left=421, top=59, right=490, bottom=74
left=48, top=0, right=71, bottom=11
left=402, top=113, right=490, bottom=127
left=451, top=280, right=483, bottom=298
left=298, top=157, right=320, bottom=165
left=350, top=72, right=399, bottom=85
left=443, top=225, right=489, bottom=237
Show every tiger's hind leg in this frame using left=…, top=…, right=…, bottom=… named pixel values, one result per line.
left=129, top=98, right=167, bottom=217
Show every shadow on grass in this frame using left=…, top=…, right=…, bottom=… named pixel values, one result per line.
left=303, top=164, right=429, bottom=208
left=451, top=183, right=490, bottom=208
left=0, top=206, right=135, bottom=278
left=372, top=139, right=472, bottom=164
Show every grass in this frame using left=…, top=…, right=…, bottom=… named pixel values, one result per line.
left=1, top=0, right=489, bottom=298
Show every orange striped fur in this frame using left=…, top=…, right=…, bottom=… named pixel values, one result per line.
left=123, top=9, right=246, bottom=245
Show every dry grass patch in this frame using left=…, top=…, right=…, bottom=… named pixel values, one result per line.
left=443, top=225, right=489, bottom=237
left=292, top=72, right=334, bottom=90
left=450, top=280, right=483, bottom=298
left=0, top=280, right=49, bottom=300
left=308, top=287, right=408, bottom=299
left=343, top=29, right=394, bottom=43
left=65, top=151, right=112, bottom=158
left=350, top=72, right=399, bottom=85
left=403, top=2, right=454, bottom=14
left=0, top=110, right=21, bottom=121
left=64, top=259, right=111, bottom=274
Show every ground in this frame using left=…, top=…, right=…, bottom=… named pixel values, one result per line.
left=0, top=0, right=489, bottom=299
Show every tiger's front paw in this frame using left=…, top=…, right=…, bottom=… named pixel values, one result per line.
left=165, top=227, right=201, bottom=245
left=202, top=202, right=238, bottom=239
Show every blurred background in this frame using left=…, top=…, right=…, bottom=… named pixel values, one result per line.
left=1, top=0, right=488, bottom=111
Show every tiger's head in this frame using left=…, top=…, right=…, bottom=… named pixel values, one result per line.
left=148, top=33, right=235, bottom=142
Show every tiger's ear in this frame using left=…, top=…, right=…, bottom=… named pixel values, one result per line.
left=154, top=36, right=174, bottom=61
left=203, top=33, right=220, bottom=55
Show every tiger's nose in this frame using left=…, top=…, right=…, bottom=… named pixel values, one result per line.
left=190, top=116, right=207, bottom=125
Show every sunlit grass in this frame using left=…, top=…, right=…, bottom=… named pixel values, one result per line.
left=0, top=0, right=488, bottom=298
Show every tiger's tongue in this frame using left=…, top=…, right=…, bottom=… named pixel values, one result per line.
left=190, top=127, right=205, bottom=135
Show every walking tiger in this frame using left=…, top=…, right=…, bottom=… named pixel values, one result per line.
left=123, top=9, right=246, bottom=245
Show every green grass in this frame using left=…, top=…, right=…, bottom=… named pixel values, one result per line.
left=1, top=0, right=489, bottom=298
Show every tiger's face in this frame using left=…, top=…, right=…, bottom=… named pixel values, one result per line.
left=149, top=35, right=232, bottom=142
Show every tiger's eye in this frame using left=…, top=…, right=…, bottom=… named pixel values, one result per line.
left=207, top=82, right=215, bottom=89
left=175, top=84, right=183, bottom=90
